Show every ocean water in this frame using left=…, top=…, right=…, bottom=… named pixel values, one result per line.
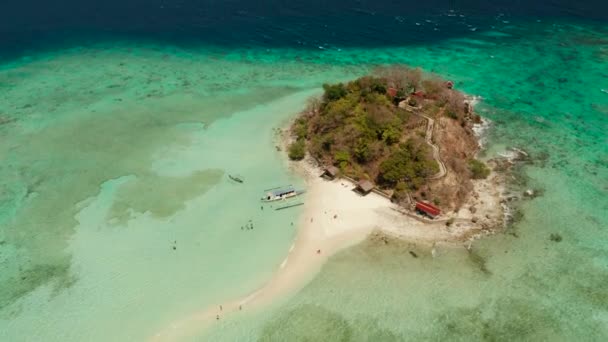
left=1, top=1, right=607, bottom=341
left=201, top=19, right=608, bottom=340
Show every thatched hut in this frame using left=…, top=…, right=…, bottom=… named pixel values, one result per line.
left=355, top=180, right=374, bottom=195
left=322, top=166, right=340, bottom=180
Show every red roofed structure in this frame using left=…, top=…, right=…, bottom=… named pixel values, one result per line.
left=411, top=90, right=426, bottom=98
left=415, top=201, right=441, bottom=219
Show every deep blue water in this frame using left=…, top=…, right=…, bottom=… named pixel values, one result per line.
left=1, top=0, right=607, bottom=59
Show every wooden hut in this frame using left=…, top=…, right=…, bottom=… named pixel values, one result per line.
left=415, top=201, right=441, bottom=219
left=321, top=166, right=340, bottom=180
left=355, top=180, right=374, bottom=195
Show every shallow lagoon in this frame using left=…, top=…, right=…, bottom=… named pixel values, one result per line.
left=1, top=16, right=607, bottom=341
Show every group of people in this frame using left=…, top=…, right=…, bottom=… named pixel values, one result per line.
left=216, top=304, right=243, bottom=321
left=241, top=219, right=254, bottom=230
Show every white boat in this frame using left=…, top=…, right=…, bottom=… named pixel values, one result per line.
left=261, top=186, right=305, bottom=202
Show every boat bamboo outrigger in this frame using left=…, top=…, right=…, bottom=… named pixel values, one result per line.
left=275, top=202, right=304, bottom=210
left=261, top=185, right=305, bottom=202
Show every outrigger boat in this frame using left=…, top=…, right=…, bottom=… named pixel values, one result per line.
left=261, top=185, right=305, bottom=202
left=275, top=202, right=304, bottom=210
left=228, top=175, right=243, bottom=183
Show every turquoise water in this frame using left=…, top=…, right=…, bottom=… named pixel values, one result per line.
left=203, top=19, right=608, bottom=341
left=1, top=17, right=607, bottom=341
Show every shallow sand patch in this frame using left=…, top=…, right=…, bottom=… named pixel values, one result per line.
left=151, top=149, right=506, bottom=341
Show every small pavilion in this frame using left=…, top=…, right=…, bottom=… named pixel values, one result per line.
left=321, top=166, right=340, bottom=180
left=355, top=180, right=374, bottom=195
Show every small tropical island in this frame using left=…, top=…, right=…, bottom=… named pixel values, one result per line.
left=287, top=66, right=496, bottom=222
left=153, top=67, right=514, bottom=339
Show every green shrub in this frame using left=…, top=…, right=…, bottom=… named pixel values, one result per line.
left=288, top=140, right=306, bottom=160
left=334, top=150, right=350, bottom=164
left=378, top=140, right=438, bottom=187
left=392, top=181, right=409, bottom=202
left=446, top=110, right=458, bottom=120
left=354, top=138, right=371, bottom=163
left=322, top=83, right=347, bottom=102
left=381, top=126, right=401, bottom=145
left=468, top=159, right=490, bottom=179
left=293, top=118, right=308, bottom=140
left=364, top=92, right=391, bottom=106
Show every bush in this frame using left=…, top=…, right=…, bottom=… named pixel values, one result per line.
left=334, top=150, right=350, bottom=170
left=378, top=140, right=437, bottom=187
left=288, top=140, right=306, bottom=160
left=354, top=138, right=371, bottom=163
left=382, top=126, right=401, bottom=145
left=293, top=118, right=308, bottom=140
left=392, top=181, right=409, bottom=203
left=334, top=150, right=350, bottom=163
left=322, top=83, right=347, bottom=102
left=446, top=109, right=459, bottom=119
left=468, top=159, right=490, bottom=179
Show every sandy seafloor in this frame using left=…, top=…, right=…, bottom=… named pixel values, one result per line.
left=1, top=17, right=607, bottom=341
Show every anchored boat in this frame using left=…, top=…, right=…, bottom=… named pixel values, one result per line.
left=261, top=185, right=305, bottom=202
left=228, top=175, right=243, bottom=183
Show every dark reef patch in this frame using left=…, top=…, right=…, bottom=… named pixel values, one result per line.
left=258, top=304, right=403, bottom=342
left=466, top=248, right=492, bottom=276
left=0, top=261, right=75, bottom=313
left=427, top=297, right=562, bottom=340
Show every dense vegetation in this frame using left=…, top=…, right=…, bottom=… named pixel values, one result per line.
left=287, top=139, right=306, bottom=160
left=289, top=66, right=489, bottom=205
left=468, top=159, right=491, bottom=179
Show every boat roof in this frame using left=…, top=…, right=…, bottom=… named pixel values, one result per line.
left=416, top=201, right=441, bottom=215
left=269, top=186, right=295, bottom=196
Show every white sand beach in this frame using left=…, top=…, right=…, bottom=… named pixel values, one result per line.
left=151, top=146, right=505, bottom=341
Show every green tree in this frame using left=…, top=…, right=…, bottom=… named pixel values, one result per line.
left=293, top=118, right=308, bottom=140
left=288, top=140, right=306, bottom=160
left=378, top=140, right=437, bottom=188
left=354, top=138, right=371, bottom=163
left=469, top=159, right=490, bottom=179
left=334, top=150, right=350, bottom=169
left=322, top=83, right=347, bottom=102
left=382, top=126, right=401, bottom=145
